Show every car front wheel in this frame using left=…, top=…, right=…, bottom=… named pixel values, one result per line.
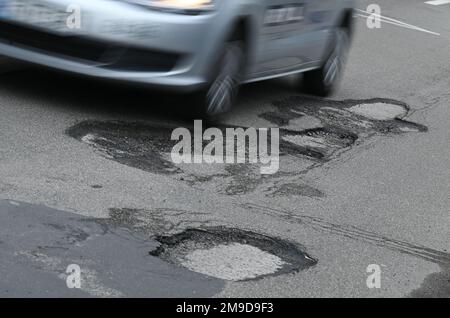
left=303, top=27, right=350, bottom=97
left=192, top=41, right=244, bottom=118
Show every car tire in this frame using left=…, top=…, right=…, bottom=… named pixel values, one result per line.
left=191, top=40, right=245, bottom=118
left=302, top=27, right=350, bottom=97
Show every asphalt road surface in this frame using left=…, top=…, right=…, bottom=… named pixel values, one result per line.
left=1, top=0, right=449, bottom=297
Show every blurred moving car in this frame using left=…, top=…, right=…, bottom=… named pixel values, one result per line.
left=0, top=0, right=354, bottom=116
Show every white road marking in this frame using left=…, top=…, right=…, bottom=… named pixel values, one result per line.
left=425, top=0, right=450, bottom=5
left=355, top=9, right=440, bottom=36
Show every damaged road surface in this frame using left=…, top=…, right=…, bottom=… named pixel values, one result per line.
left=1, top=0, right=450, bottom=298
left=66, top=97, right=427, bottom=198
left=0, top=200, right=223, bottom=297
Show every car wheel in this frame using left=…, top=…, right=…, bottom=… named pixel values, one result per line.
left=192, top=41, right=244, bottom=118
left=303, top=27, right=350, bottom=97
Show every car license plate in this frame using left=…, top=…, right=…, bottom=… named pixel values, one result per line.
left=1, top=0, right=69, bottom=33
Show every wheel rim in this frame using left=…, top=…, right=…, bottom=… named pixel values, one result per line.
left=206, top=43, right=242, bottom=115
left=324, top=28, right=349, bottom=88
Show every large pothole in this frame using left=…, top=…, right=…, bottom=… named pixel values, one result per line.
left=66, top=97, right=428, bottom=197
left=150, top=227, right=317, bottom=281
left=280, top=127, right=357, bottom=160
left=262, top=97, right=428, bottom=161
left=347, top=102, right=408, bottom=120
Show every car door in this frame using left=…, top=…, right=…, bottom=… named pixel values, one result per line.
left=301, top=0, right=338, bottom=63
left=251, top=0, right=337, bottom=79
left=251, top=0, right=306, bottom=78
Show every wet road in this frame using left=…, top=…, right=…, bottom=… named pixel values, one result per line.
left=0, top=0, right=449, bottom=297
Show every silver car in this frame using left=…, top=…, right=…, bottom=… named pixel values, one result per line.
left=0, top=0, right=355, bottom=116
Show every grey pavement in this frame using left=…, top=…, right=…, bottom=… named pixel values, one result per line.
left=0, top=0, right=449, bottom=297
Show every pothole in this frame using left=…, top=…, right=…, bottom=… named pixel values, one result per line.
left=67, top=121, right=180, bottom=175
left=269, top=97, right=427, bottom=135
left=347, top=102, right=407, bottom=121
left=267, top=183, right=325, bottom=198
left=150, top=227, right=317, bottom=281
left=261, top=97, right=428, bottom=161
left=280, top=127, right=357, bottom=160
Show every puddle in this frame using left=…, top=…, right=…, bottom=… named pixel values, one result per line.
left=150, top=227, right=317, bottom=281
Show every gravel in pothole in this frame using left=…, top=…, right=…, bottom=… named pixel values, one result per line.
left=150, top=227, right=317, bottom=281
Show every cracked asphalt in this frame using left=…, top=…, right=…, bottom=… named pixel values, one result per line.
left=1, top=0, right=450, bottom=297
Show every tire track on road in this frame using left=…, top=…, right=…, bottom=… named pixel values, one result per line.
left=242, top=202, right=450, bottom=266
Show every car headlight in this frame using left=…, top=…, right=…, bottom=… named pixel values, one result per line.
left=126, top=0, right=216, bottom=13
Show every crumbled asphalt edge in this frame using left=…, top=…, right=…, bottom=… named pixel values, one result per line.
left=66, top=121, right=268, bottom=173
left=243, top=202, right=450, bottom=265
left=222, top=164, right=268, bottom=196
left=66, top=120, right=182, bottom=175
left=279, top=127, right=358, bottom=160
left=259, top=97, right=429, bottom=197
left=149, top=226, right=317, bottom=281
left=262, top=96, right=428, bottom=161
left=65, top=97, right=428, bottom=197
left=105, top=207, right=217, bottom=236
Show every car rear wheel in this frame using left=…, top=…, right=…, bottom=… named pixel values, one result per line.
left=191, top=41, right=244, bottom=118
left=302, top=27, right=350, bottom=97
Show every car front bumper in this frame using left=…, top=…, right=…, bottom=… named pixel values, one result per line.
left=0, top=0, right=223, bottom=91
